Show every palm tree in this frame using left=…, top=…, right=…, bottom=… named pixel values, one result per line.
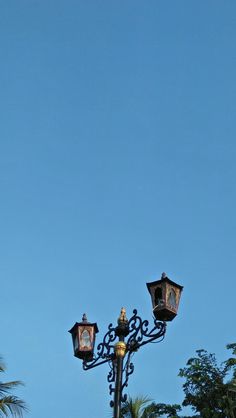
left=120, top=396, right=159, bottom=418
left=120, top=396, right=183, bottom=418
left=0, top=358, right=27, bottom=417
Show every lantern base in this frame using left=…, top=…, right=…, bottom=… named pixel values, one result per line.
left=74, top=350, right=94, bottom=361
left=153, top=307, right=177, bottom=322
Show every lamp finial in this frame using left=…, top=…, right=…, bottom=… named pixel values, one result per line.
left=118, top=307, right=128, bottom=325
left=82, top=313, right=88, bottom=322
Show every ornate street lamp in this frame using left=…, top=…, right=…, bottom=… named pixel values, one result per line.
left=146, top=272, right=183, bottom=321
left=69, top=314, right=99, bottom=360
left=68, top=273, right=183, bottom=418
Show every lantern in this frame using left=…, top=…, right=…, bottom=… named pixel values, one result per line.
left=146, top=273, right=183, bottom=321
left=69, top=314, right=99, bottom=360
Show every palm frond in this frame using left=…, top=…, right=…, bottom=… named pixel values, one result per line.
left=0, top=396, right=27, bottom=418
left=0, top=356, right=27, bottom=417
left=0, top=382, right=24, bottom=397
left=0, top=360, right=6, bottom=374
left=121, top=395, right=152, bottom=418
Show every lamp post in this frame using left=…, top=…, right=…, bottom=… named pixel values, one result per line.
left=69, top=273, right=183, bottom=418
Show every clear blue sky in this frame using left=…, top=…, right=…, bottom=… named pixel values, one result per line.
left=0, top=1, right=235, bottom=417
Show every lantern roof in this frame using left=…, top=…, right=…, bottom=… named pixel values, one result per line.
left=146, top=272, right=183, bottom=294
left=68, top=314, right=99, bottom=335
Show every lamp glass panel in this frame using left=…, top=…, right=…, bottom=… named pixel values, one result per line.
left=154, top=287, right=164, bottom=307
left=80, top=328, right=93, bottom=350
left=73, top=335, right=79, bottom=351
left=168, top=288, right=177, bottom=308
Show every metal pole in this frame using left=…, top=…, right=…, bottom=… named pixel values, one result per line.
left=113, top=338, right=126, bottom=418
left=113, top=349, right=123, bottom=418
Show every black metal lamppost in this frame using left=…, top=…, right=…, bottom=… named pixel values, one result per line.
left=69, top=273, right=183, bottom=418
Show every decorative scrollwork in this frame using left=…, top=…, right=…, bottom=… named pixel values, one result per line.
left=83, top=323, right=116, bottom=370
left=108, top=358, right=116, bottom=395
left=82, top=309, right=166, bottom=407
left=107, top=352, right=135, bottom=400
left=126, top=309, right=166, bottom=352
left=108, top=359, right=116, bottom=383
left=121, top=350, right=134, bottom=398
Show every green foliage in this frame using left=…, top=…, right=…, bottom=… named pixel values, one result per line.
left=178, top=344, right=236, bottom=418
left=0, top=358, right=27, bottom=418
left=122, top=344, right=236, bottom=418
left=152, top=403, right=182, bottom=418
